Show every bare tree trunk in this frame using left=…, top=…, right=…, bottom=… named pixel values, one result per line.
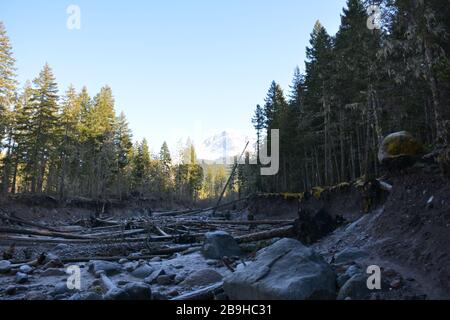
left=423, top=40, right=447, bottom=145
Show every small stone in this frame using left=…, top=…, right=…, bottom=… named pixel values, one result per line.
left=150, top=257, right=162, bottom=262
left=15, top=272, right=29, bottom=284
left=390, top=279, right=403, bottom=289
left=167, top=290, right=179, bottom=297
left=426, top=196, right=435, bottom=209
left=206, top=260, right=217, bottom=266
left=5, top=285, right=17, bottom=295
left=156, top=275, right=173, bottom=286
left=119, top=259, right=129, bottom=264
left=53, top=283, right=76, bottom=296
left=19, top=265, right=34, bottom=274
left=0, top=260, right=12, bottom=274
left=174, top=274, right=186, bottom=284
left=131, top=264, right=154, bottom=279
left=144, top=268, right=166, bottom=284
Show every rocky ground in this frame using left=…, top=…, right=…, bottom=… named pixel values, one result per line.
left=0, top=167, right=449, bottom=300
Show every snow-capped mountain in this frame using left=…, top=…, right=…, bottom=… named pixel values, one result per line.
left=196, top=130, right=255, bottom=164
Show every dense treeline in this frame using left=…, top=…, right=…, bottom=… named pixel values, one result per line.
left=0, top=22, right=210, bottom=201
left=238, top=0, right=450, bottom=195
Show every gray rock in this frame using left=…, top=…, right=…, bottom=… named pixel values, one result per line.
left=144, top=268, right=166, bottom=284
left=5, top=285, right=18, bottom=295
left=119, top=259, right=129, bottom=264
left=181, top=269, right=223, bottom=288
left=41, top=268, right=67, bottom=277
left=19, top=265, right=34, bottom=274
left=88, top=260, right=122, bottom=276
left=123, top=261, right=139, bottom=272
left=53, top=283, right=77, bottom=296
left=15, top=272, right=29, bottom=284
left=174, top=274, right=186, bottom=284
left=202, top=231, right=242, bottom=260
left=104, top=283, right=152, bottom=300
left=337, top=274, right=387, bottom=300
left=334, top=248, right=369, bottom=265
left=224, top=238, right=336, bottom=300
left=156, top=275, right=173, bottom=286
left=131, top=264, right=154, bottom=279
left=0, top=260, right=12, bottom=274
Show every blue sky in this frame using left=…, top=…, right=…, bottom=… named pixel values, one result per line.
left=1, top=0, right=347, bottom=157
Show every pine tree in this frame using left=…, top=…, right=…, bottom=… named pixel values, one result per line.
left=57, top=85, right=81, bottom=198
left=0, top=22, right=17, bottom=193
left=24, top=63, right=59, bottom=193
left=159, top=141, right=173, bottom=193
left=114, top=112, right=133, bottom=199
left=0, top=21, right=17, bottom=145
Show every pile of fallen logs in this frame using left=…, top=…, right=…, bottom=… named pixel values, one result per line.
left=0, top=201, right=295, bottom=265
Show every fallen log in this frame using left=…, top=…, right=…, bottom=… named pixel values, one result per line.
left=236, top=225, right=294, bottom=243
left=0, top=214, right=62, bottom=232
left=171, top=282, right=224, bottom=301
left=11, top=254, right=170, bottom=266
left=178, top=219, right=295, bottom=226
left=0, top=227, right=97, bottom=240
left=154, top=226, right=170, bottom=237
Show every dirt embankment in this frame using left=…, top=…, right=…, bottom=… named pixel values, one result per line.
left=311, top=167, right=450, bottom=299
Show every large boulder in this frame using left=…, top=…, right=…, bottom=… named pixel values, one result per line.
left=337, top=274, right=388, bottom=300
left=223, top=238, right=336, bottom=300
left=378, top=131, right=424, bottom=168
left=202, top=231, right=242, bottom=260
